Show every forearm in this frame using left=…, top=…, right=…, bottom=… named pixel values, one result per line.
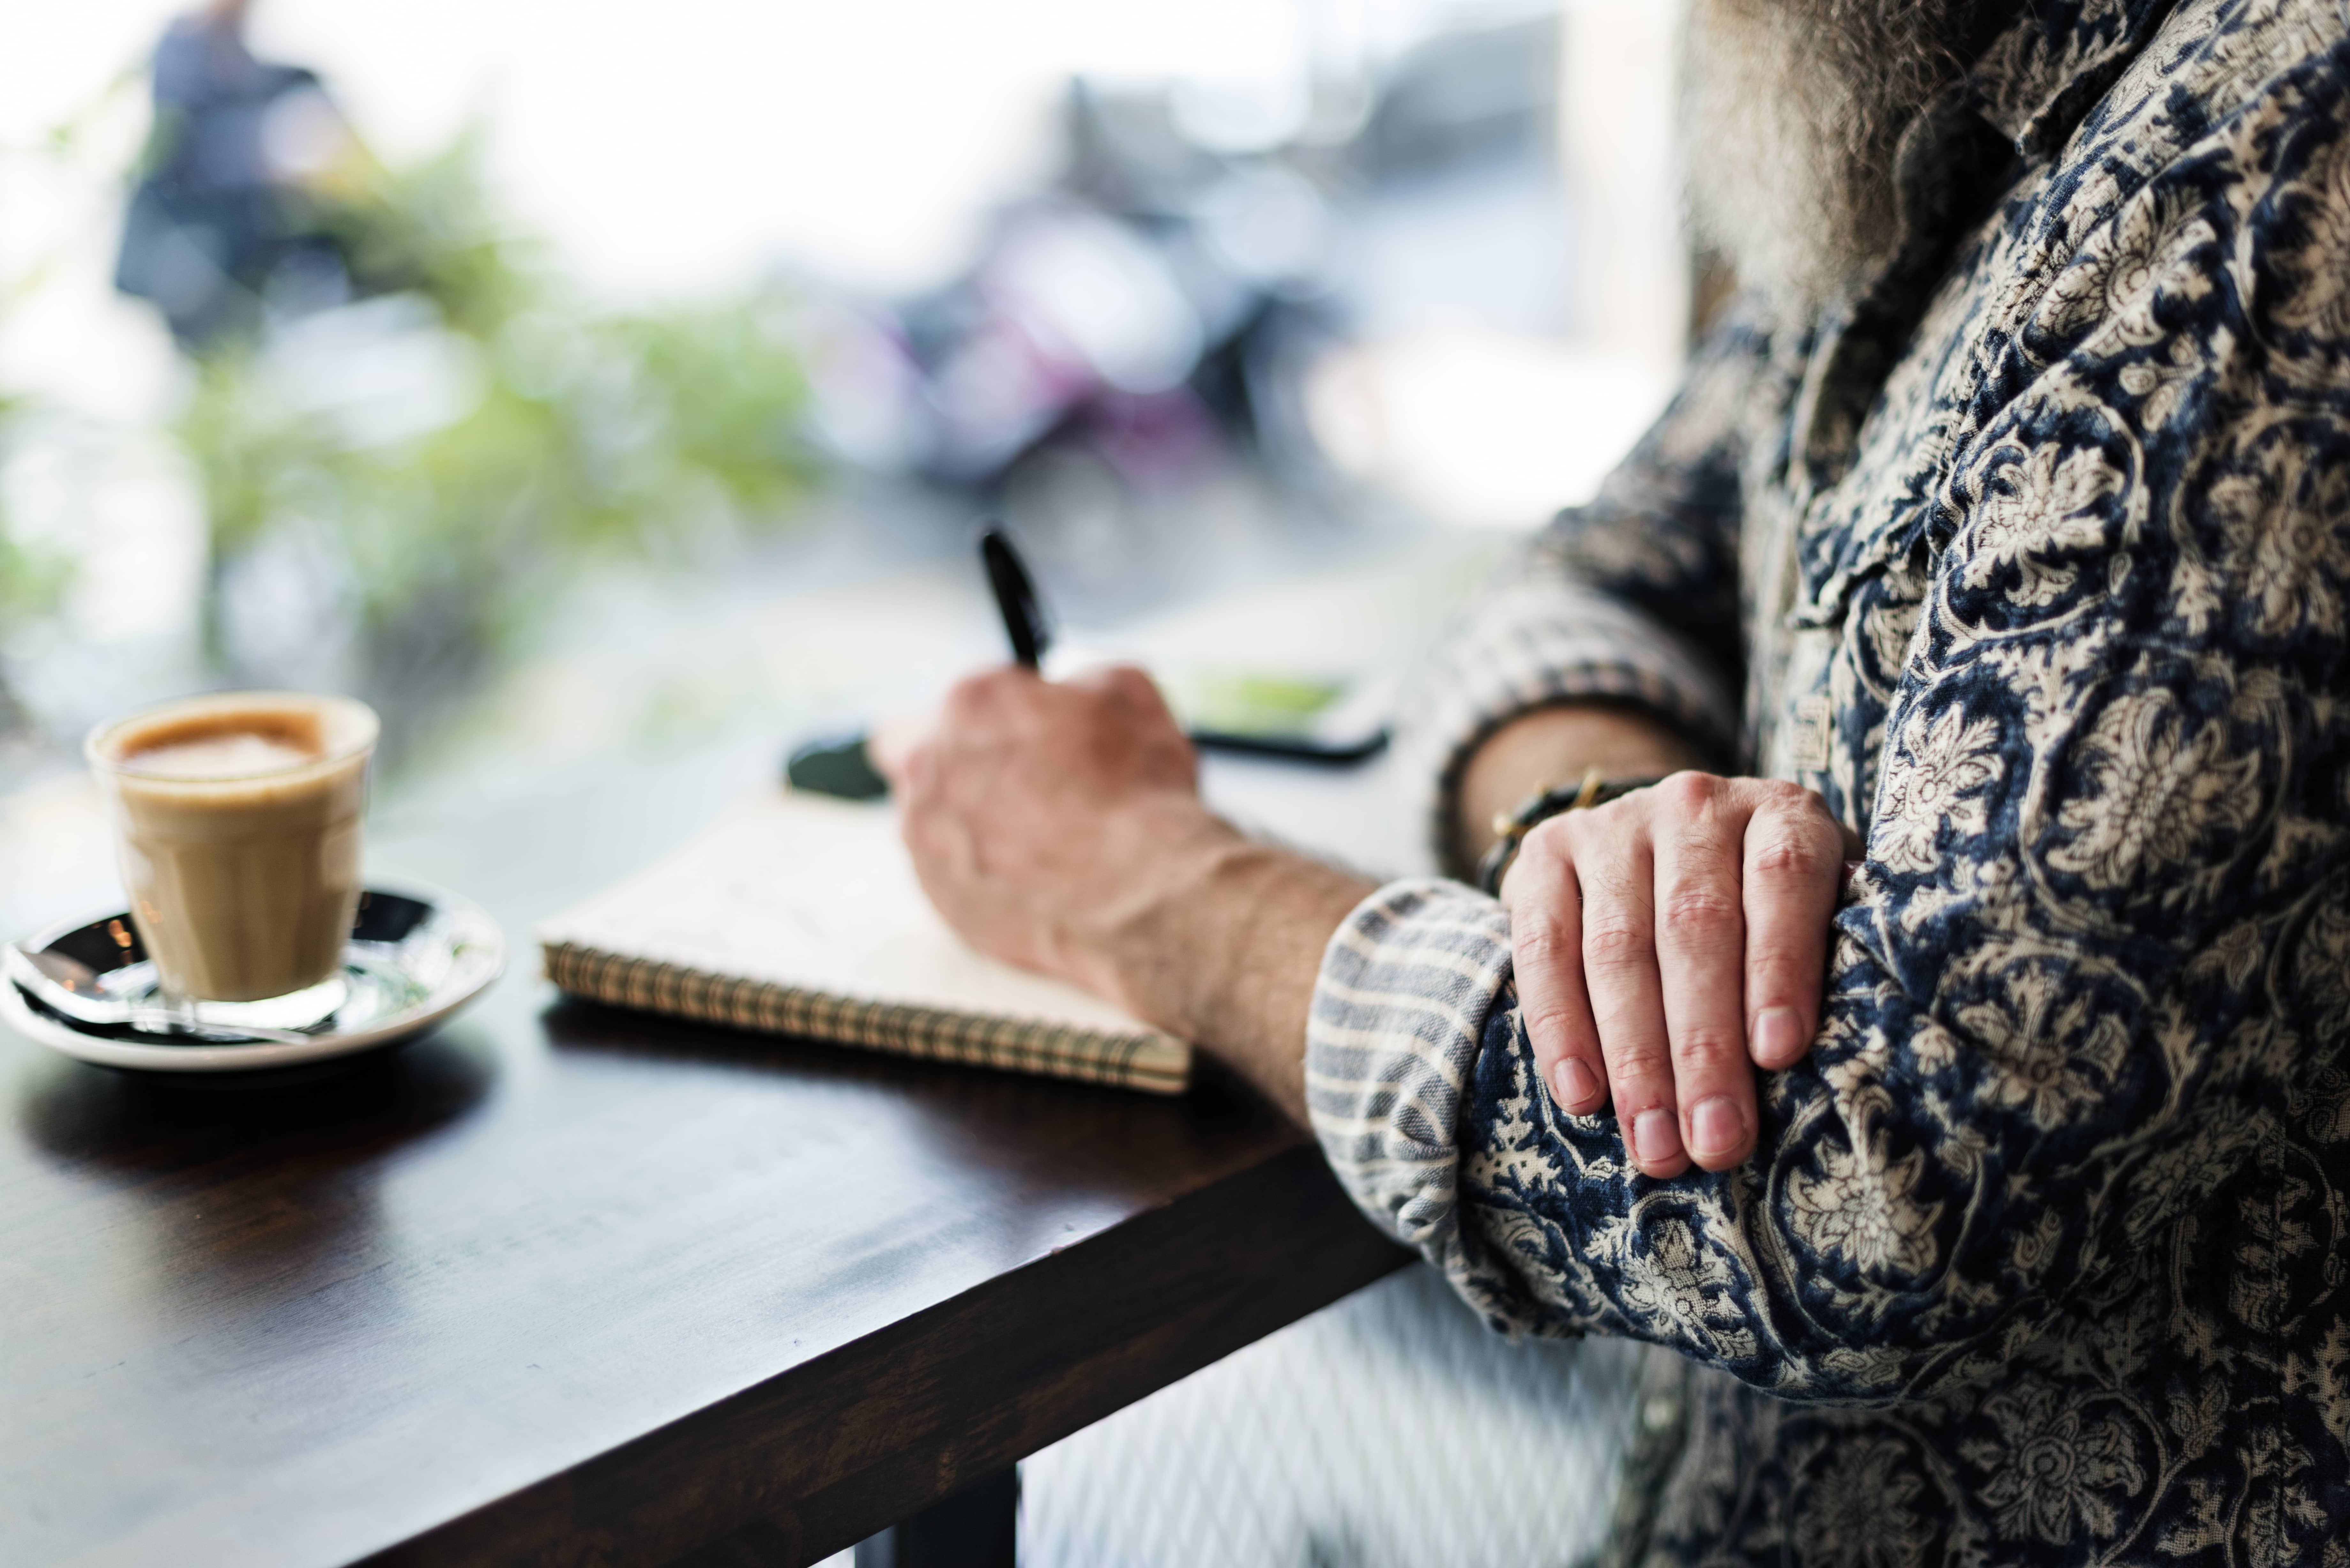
left=1125, top=703, right=1702, bottom=1124
left=1453, top=702, right=1708, bottom=870
left=1103, top=819, right=1374, bottom=1125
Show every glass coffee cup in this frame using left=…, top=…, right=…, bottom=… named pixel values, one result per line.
left=85, top=691, right=379, bottom=1032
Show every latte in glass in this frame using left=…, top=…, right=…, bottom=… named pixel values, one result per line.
left=86, top=692, right=378, bottom=1015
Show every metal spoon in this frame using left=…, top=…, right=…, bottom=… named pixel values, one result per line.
left=5, top=945, right=318, bottom=1046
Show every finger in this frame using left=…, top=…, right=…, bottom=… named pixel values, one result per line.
left=1500, top=833, right=1605, bottom=1117
left=895, top=745, right=975, bottom=876
left=964, top=662, right=1057, bottom=715
left=1073, top=662, right=1163, bottom=707
left=1649, top=773, right=1756, bottom=1171
left=1074, top=663, right=1186, bottom=736
left=1573, top=812, right=1685, bottom=1177
left=1070, top=664, right=1198, bottom=787
left=1741, top=784, right=1846, bottom=1071
left=866, top=706, right=938, bottom=785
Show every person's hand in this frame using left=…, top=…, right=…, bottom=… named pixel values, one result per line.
left=877, top=664, right=1238, bottom=1014
left=1500, top=773, right=1855, bottom=1176
left=878, top=663, right=1378, bottom=1123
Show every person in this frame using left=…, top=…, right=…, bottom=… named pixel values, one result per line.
left=878, top=0, right=2350, bottom=1559
left=116, top=0, right=366, bottom=348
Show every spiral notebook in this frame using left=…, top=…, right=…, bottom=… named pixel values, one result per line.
left=536, top=789, right=1192, bottom=1095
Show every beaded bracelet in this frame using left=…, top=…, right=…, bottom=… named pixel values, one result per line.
left=1474, top=768, right=1664, bottom=896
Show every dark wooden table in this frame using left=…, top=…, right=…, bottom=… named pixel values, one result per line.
left=0, top=743, right=1412, bottom=1568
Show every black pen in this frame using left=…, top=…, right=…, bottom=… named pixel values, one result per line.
left=979, top=525, right=1051, bottom=669
left=977, top=522, right=1389, bottom=765
left=787, top=521, right=1385, bottom=796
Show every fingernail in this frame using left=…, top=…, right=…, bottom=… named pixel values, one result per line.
left=1556, top=1058, right=1600, bottom=1110
left=1753, top=1006, right=1805, bottom=1066
left=1632, top=1108, right=1682, bottom=1170
left=1689, top=1096, right=1745, bottom=1161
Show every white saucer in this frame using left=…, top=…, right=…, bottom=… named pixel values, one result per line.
left=1, top=884, right=504, bottom=1072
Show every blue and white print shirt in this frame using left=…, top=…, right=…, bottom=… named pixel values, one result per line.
left=1306, top=1, right=2350, bottom=1562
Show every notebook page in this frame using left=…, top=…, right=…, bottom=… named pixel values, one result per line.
left=536, top=789, right=1180, bottom=1044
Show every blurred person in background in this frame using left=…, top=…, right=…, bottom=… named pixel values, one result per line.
left=116, top=0, right=368, bottom=347
left=884, top=0, right=2350, bottom=1560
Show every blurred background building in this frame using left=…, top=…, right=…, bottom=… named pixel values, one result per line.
left=1, top=5, right=1693, bottom=1561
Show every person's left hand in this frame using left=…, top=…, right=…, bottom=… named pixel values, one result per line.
left=875, top=664, right=1240, bottom=1015
left=1499, top=773, right=1856, bottom=1177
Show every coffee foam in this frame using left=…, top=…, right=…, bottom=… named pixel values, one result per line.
left=123, top=732, right=322, bottom=780
left=95, top=693, right=368, bottom=786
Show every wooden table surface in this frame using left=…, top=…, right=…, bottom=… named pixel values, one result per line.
left=0, top=743, right=1413, bottom=1568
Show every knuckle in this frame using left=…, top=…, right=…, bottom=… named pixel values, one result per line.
left=1582, top=916, right=1656, bottom=974
left=1670, top=1024, right=1749, bottom=1071
left=1658, top=884, right=1740, bottom=935
left=1749, top=830, right=1835, bottom=882
left=1759, top=778, right=1838, bottom=828
left=1522, top=814, right=1579, bottom=860
left=1512, top=924, right=1576, bottom=971
left=1603, top=1042, right=1675, bottom=1096
left=1576, top=795, right=1630, bottom=830
left=1656, top=770, right=1725, bottom=816
left=1732, top=778, right=1831, bottom=838
left=1523, top=1000, right=1591, bottom=1045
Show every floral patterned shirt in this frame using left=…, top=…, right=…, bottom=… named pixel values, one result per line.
left=1304, top=1, right=2350, bottom=1562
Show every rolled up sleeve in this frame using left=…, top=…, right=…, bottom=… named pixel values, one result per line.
left=1306, top=880, right=1512, bottom=1289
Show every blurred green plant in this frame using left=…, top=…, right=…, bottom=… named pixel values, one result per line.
left=178, top=131, right=816, bottom=743
left=0, top=530, right=68, bottom=629
left=0, top=396, right=70, bottom=736
left=0, top=400, right=44, bottom=601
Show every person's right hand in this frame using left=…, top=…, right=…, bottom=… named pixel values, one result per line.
left=1498, top=773, right=1855, bottom=1177
left=876, top=663, right=1224, bottom=1014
